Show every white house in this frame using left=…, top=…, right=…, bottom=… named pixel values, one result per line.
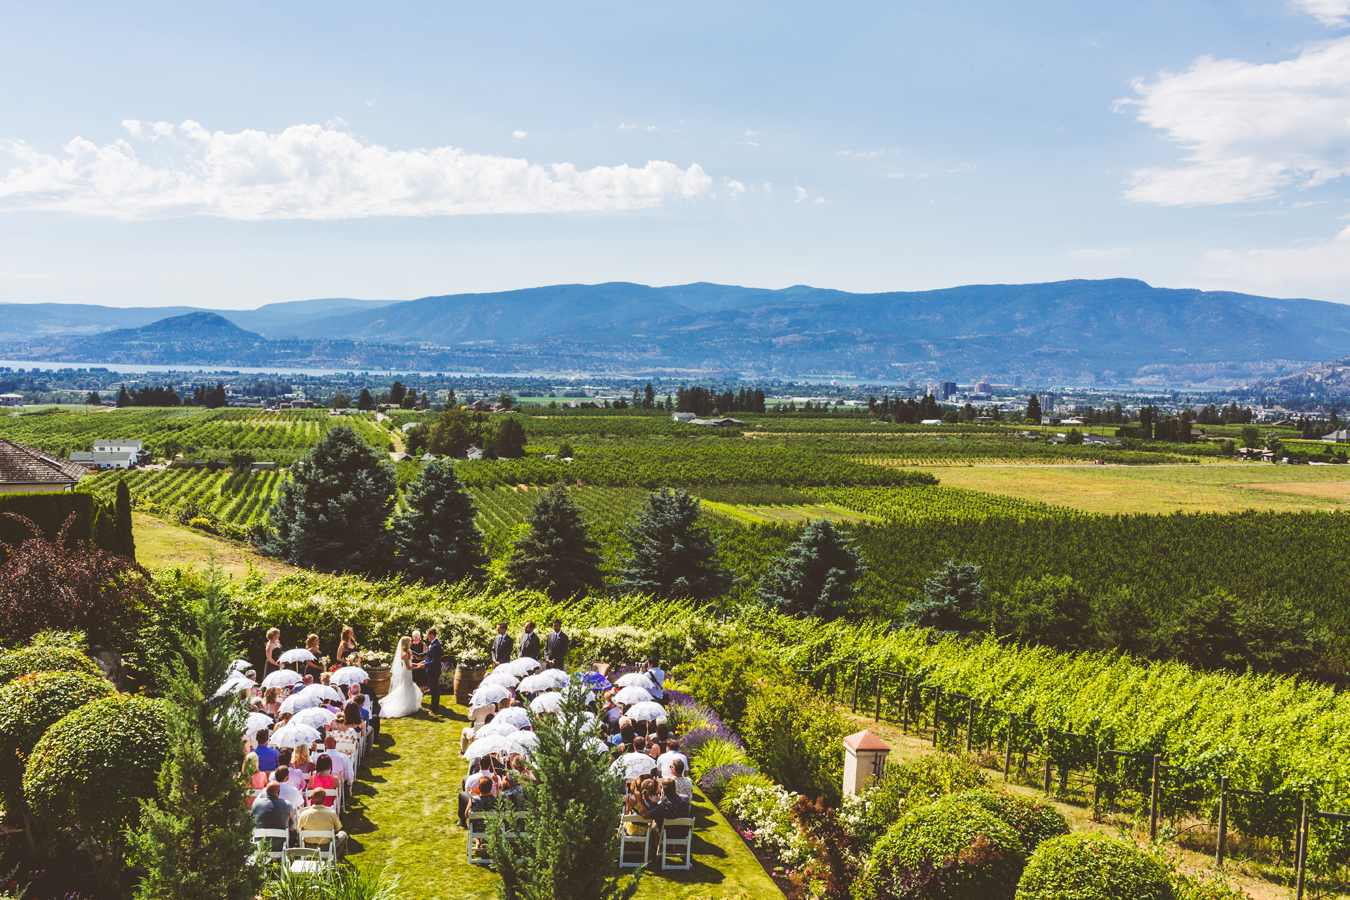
left=1322, top=430, right=1350, bottom=443
left=70, top=438, right=143, bottom=470
left=920, top=419, right=944, bottom=426
left=94, top=438, right=142, bottom=453
left=0, top=393, right=22, bottom=407
left=672, top=412, right=696, bottom=422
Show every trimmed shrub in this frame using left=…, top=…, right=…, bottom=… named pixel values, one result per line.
left=24, top=694, right=170, bottom=881
left=691, top=737, right=752, bottom=773
left=841, top=753, right=990, bottom=854
left=1015, top=832, right=1174, bottom=900
left=682, top=644, right=795, bottom=729
left=0, top=644, right=98, bottom=685
left=699, top=763, right=758, bottom=803
left=948, top=789, right=1070, bottom=855
left=854, top=797, right=1026, bottom=900
left=0, top=491, right=117, bottom=560
left=0, top=670, right=114, bottom=815
left=742, top=681, right=848, bottom=804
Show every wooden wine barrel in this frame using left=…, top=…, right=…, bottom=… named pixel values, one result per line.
left=454, top=662, right=486, bottom=706
left=369, top=665, right=392, bottom=697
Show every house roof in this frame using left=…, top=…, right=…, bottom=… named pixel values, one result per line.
left=69, top=451, right=136, bottom=464
left=843, top=730, right=890, bottom=753
left=0, top=438, right=87, bottom=485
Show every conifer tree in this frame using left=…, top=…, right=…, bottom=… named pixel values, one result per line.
left=128, top=571, right=260, bottom=900
left=617, top=488, right=731, bottom=599
left=357, top=388, right=375, bottom=411
left=1026, top=394, right=1042, bottom=424
left=255, top=426, right=395, bottom=572
left=757, top=519, right=864, bottom=620
left=391, top=460, right=486, bottom=583
left=116, top=384, right=131, bottom=408
left=115, top=477, right=136, bottom=560
left=903, top=559, right=985, bottom=635
left=505, top=483, right=603, bottom=600
left=488, top=673, right=640, bottom=900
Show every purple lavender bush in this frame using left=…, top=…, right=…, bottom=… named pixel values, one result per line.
left=683, top=724, right=746, bottom=756
left=699, top=763, right=759, bottom=803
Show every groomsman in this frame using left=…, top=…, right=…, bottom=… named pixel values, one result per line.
left=519, top=620, right=542, bottom=661
left=491, top=623, right=514, bottom=665
left=545, top=619, right=569, bottom=671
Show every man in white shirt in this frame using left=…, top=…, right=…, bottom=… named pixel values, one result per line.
left=645, top=657, right=665, bottom=700
left=321, top=735, right=354, bottom=786
left=656, top=740, right=689, bottom=779
left=270, top=765, right=306, bottom=817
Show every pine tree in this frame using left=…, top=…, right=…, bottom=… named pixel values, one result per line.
left=116, top=385, right=131, bottom=408
left=903, top=559, right=985, bottom=635
left=389, top=381, right=406, bottom=406
left=391, top=461, right=486, bottom=583
left=757, top=519, right=864, bottom=620
left=356, top=388, right=375, bottom=411
left=488, top=673, right=640, bottom=900
left=254, top=426, right=395, bottom=572
left=128, top=571, right=261, bottom=900
left=115, top=477, right=136, bottom=560
left=504, top=483, right=603, bottom=601
left=1026, top=394, right=1042, bottom=424
left=617, top=488, right=731, bottom=599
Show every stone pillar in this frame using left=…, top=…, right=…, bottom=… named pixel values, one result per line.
left=843, top=730, right=891, bottom=796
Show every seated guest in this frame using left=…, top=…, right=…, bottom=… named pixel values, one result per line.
left=292, top=743, right=314, bottom=777
left=657, top=740, right=688, bottom=779
left=242, top=752, right=268, bottom=790
left=459, top=770, right=498, bottom=826
left=250, top=783, right=291, bottom=851
left=276, top=749, right=307, bottom=792
left=340, top=702, right=366, bottom=735
left=470, top=776, right=497, bottom=813
left=500, top=770, right=526, bottom=810
left=319, top=735, right=353, bottom=788
left=311, top=754, right=339, bottom=807
left=262, top=687, right=282, bottom=717
left=303, top=675, right=314, bottom=686
left=670, top=759, right=694, bottom=803
left=254, top=731, right=279, bottom=773
left=270, top=765, right=305, bottom=815
left=297, top=789, right=347, bottom=859
left=602, top=697, right=623, bottom=735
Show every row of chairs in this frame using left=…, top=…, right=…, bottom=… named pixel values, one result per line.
left=252, top=826, right=340, bottom=873
left=465, top=810, right=531, bottom=865
left=619, top=813, right=694, bottom=870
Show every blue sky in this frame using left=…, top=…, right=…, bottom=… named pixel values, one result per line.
left=1, top=0, right=1348, bottom=308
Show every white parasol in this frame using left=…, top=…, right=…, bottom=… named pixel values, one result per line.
left=476, top=719, right=521, bottom=737
left=229, top=659, right=253, bottom=675
left=330, top=666, right=369, bottom=687
left=261, top=670, right=303, bottom=689
left=626, top=701, right=665, bottom=722
left=537, top=668, right=571, bottom=688
left=517, top=673, right=556, bottom=693
left=508, top=657, right=540, bottom=677
left=529, top=693, right=564, bottom=714
left=494, top=706, right=533, bottom=728
left=291, top=707, right=338, bottom=729
left=245, top=712, right=275, bottom=734
left=613, top=686, right=654, bottom=706
left=615, top=673, right=658, bottom=689
left=482, top=668, right=520, bottom=687
left=278, top=692, right=320, bottom=715
left=611, top=752, right=658, bottom=780
left=463, top=734, right=512, bottom=758
left=278, top=648, right=316, bottom=664
left=269, top=723, right=322, bottom=749
left=470, top=684, right=513, bottom=707
left=506, top=731, right=539, bottom=756
left=301, top=683, right=344, bottom=703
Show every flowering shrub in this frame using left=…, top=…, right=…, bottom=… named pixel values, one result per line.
left=838, top=753, right=989, bottom=854
left=723, top=778, right=815, bottom=871
left=683, top=723, right=745, bottom=757
left=699, top=763, right=758, bottom=803
left=691, top=738, right=752, bottom=773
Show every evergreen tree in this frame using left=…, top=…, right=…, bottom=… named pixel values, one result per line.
left=504, top=483, right=603, bottom=601
left=643, top=383, right=655, bottom=409
left=115, top=477, right=136, bottom=560
left=1025, top=394, right=1042, bottom=424
left=389, top=381, right=406, bottom=406
left=390, top=461, right=486, bottom=583
left=902, top=559, right=984, bottom=635
left=757, top=519, right=864, bottom=620
left=488, top=673, right=640, bottom=900
left=255, top=426, right=395, bottom=572
left=86, top=392, right=101, bottom=406
left=117, top=385, right=131, bottom=408
left=128, top=571, right=261, bottom=900
left=356, top=388, right=375, bottom=411
left=617, top=488, right=732, bottom=599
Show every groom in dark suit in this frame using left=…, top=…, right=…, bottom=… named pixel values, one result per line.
left=491, top=623, right=513, bottom=665
left=519, top=621, right=542, bottom=662
left=424, top=628, right=444, bottom=712
left=545, top=619, right=569, bottom=672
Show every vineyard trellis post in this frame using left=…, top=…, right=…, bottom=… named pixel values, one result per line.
left=1149, top=754, right=1161, bottom=842
left=1216, top=775, right=1228, bottom=865
left=849, top=659, right=863, bottom=714
left=932, top=685, right=942, bottom=746
left=1003, top=712, right=1015, bottom=782
left=965, top=697, right=975, bottom=753
left=901, top=675, right=910, bottom=732
left=1295, top=798, right=1309, bottom=900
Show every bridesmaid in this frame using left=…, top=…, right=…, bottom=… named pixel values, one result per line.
left=336, top=626, right=359, bottom=667
left=263, top=628, right=282, bottom=676
left=303, top=633, right=324, bottom=679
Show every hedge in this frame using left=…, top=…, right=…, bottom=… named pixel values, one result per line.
left=1014, top=832, right=1174, bottom=900
left=0, top=491, right=122, bottom=560
left=0, top=645, right=98, bottom=685
left=0, top=671, right=115, bottom=813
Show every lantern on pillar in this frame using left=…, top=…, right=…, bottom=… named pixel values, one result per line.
left=843, top=729, right=891, bottom=796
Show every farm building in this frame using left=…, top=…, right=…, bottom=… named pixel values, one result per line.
left=0, top=437, right=86, bottom=493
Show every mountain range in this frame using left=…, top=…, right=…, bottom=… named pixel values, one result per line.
left=3, top=279, right=1348, bottom=386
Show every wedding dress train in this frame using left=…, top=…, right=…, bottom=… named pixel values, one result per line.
left=381, top=645, right=423, bottom=718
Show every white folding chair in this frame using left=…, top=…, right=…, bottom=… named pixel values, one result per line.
left=659, top=817, right=695, bottom=870
left=252, top=827, right=289, bottom=862
left=296, top=828, right=338, bottom=866
left=306, top=788, right=332, bottom=809
left=465, top=812, right=492, bottom=865
left=618, top=814, right=652, bottom=868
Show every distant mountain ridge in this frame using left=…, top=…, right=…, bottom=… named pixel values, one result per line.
left=4, top=279, right=1348, bottom=385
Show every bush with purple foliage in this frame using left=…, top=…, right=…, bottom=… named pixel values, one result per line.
left=699, top=763, right=759, bottom=803
left=683, top=724, right=746, bottom=756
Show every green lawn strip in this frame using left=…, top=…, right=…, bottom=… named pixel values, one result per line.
left=348, top=701, right=783, bottom=900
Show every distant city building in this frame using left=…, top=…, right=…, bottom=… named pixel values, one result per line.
left=939, top=381, right=957, bottom=400
left=1014, top=375, right=1023, bottom=388
left=975, top=377, right=994, bottom=394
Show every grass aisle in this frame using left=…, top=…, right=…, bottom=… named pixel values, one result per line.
left=347, top=701, right=783, bottom=900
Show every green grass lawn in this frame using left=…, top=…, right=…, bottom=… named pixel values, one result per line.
left=345, top=702, right=782, bottom=900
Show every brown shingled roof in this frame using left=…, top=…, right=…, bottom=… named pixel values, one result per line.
left=0, top=438, right=87, bottom=486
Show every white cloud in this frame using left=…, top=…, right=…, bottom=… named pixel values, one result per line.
left=794, top=186, right=808, bottom=203
left=512, top=130, right=528, bottom=138
left=724, top=179, right=746, bottom=195
left=1291, top=0, right=1350, bottom=27
left=1201, top=225, right=1350, bottom=299
left=0, top=121, right=713, bottom=220
left=745, top=130, right=760, bottom=137
left=1119, top=38, right=1350, bottom=205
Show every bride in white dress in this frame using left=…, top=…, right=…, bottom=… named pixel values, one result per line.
left=381, top=636, right=423, bottom=718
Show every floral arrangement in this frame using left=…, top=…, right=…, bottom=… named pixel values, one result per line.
left=723, top=779, right=816, bottom=871
left=361, top=650, right=391, bottom=667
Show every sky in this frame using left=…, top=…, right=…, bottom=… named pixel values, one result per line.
left=0, top=0, right=1348, bottom=309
